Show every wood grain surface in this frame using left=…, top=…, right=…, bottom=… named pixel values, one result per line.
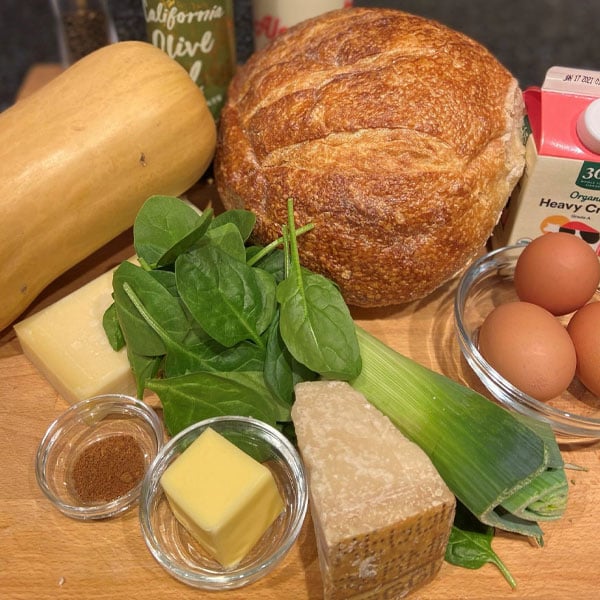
left=1, top=65, right=599, bottom=600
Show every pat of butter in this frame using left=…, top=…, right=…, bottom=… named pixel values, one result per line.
left=14, top=268, right=136, bottom=404
left=160, top=427, right=284, bottom=568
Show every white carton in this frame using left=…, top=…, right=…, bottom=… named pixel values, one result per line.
left=493, top=66, right=600, bottom=255
left=252, top=0, right=353, bottom=50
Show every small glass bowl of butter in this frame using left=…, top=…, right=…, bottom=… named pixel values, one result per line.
left=35, top=393, right=165, bottom=520
left=139, top=415, right=308, bottom=590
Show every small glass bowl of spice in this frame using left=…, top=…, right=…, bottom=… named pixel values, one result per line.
left=139, top=415, right=308, bottom=590
left=36, top=393, right=164, bottom=520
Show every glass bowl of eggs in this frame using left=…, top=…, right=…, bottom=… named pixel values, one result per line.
left=455, top=233, right=600, bottom=439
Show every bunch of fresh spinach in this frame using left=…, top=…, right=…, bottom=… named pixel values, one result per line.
left=103, top=195, right=361, bottom=436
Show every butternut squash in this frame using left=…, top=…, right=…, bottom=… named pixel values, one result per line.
left=0, top=41, right=216, bottom=331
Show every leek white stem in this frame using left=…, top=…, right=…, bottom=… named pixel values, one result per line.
left=351, top=326, right=567, bottom=540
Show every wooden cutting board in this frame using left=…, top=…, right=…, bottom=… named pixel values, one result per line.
left=2, top=275, right=599, bottom=600
left=1, top=65, right=599, bottom=600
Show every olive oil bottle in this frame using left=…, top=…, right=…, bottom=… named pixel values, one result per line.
left=142, top=0, right=236, bottom=120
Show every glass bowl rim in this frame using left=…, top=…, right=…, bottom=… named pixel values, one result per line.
left=454, top=242, right=600, bottom=438
left=35, top=393, right=164, bottom=520
left=138, top=414, right=308, bottom=590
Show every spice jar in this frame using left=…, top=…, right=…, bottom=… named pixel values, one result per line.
left=142, top=0, right=237, bottom=121
left=50, top=0, right=118, bottom=66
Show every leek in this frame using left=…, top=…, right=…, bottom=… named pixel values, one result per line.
left=351, top=326, right=568, bottom=541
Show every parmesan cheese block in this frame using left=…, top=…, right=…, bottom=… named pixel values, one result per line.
left=292, top=381, right=455, bottom=599
left=14, top=268, right=136, bottom=404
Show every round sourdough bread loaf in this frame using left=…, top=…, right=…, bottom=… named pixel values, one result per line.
left=214, top=7, right=525, bottom=307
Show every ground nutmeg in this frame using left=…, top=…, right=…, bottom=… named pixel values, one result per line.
left=71, top=434, right=146, bottom=504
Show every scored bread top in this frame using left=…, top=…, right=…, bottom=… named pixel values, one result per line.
left=215, top=7, right=525, bottom=306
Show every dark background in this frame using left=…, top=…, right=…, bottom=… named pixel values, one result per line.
left=1, top=0, right=598, bottom=111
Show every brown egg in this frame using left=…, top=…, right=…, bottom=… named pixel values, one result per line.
left=514, top=232, right=600, bottom=316
left=567, top=301, right=600, bottom=397
left=478, top=301, right=577, bottom=401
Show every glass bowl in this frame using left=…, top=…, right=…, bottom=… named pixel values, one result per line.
left=36, top=393, right=164, bottom=520
left=455, top=242, right=600, bottom=440
left=139, top=416, right=308, bottom=590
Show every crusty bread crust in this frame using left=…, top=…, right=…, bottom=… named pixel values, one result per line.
left=215, top=7, right=525, bottom=306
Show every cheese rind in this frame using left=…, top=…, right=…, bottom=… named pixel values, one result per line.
left=14, top=268, right=136, bottom=404
left=292, top=380, right=455, bottom=600
left=160, top=427, right=284, bottom=568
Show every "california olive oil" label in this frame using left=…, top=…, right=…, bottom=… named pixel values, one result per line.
left=143, top=0, right=236, bottom=120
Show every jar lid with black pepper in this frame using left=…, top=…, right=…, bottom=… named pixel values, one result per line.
left=50, top=0, right=119, bottom=66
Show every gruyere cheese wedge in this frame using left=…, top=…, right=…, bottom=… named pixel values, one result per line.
left=14, top=268, right=136, bottom=404
left=160, top=426, right=284, bottom=567
left=292, top=380, right=455, bottom=599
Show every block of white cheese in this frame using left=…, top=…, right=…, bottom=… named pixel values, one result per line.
left=160, top=426, right=285, bottom=568
left=292, top=380, right=456, bottom=600
left=14, top=268, right=136, bottom=404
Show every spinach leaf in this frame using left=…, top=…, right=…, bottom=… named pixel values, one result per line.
left=210, top=209, right=256, bottom=241
left=175, top=245, right=277, bottom=348
left=102, top=302, right=125, bottom=351
left=113, top=261, right=190, bottom=357
left=248, top=247, right=287, bottom=283
left=445, top=504, right=516, bottom=588
left=120, top=281, right=219, bottom=378
left=162, top=347, right=213, bottom=379
left=264, top=312, right=317, bottom=406
left=133, top=195, right=213, bottom=268
left=276, top=200, right=361, bottom=380
left=198, top=222, right=246, bottom=262
left=147, top=370, right=290, bottom=436
left=149, top=269, right=179, bottom=296
left=165, top=341, right=266, bottom=378
left=277, top=271, right=361, bottom=379
left=199, top=341, right=266, bottom=372
left=145, top=270, right=207, bottom=338
left=126, top=347, right=162, bottom=399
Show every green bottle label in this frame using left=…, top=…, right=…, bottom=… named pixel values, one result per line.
left=143, top=0, right=236, bottom=119
left=576, top=161, right=600, bottom=191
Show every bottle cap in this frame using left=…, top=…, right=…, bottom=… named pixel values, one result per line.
left=577, top=98, right=600, bottom=155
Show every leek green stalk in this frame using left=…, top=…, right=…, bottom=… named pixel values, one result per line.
left=351, top=326, right=568, bottom=541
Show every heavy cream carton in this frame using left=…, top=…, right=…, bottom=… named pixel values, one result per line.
left=493, top=66, right=600, bottom=255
